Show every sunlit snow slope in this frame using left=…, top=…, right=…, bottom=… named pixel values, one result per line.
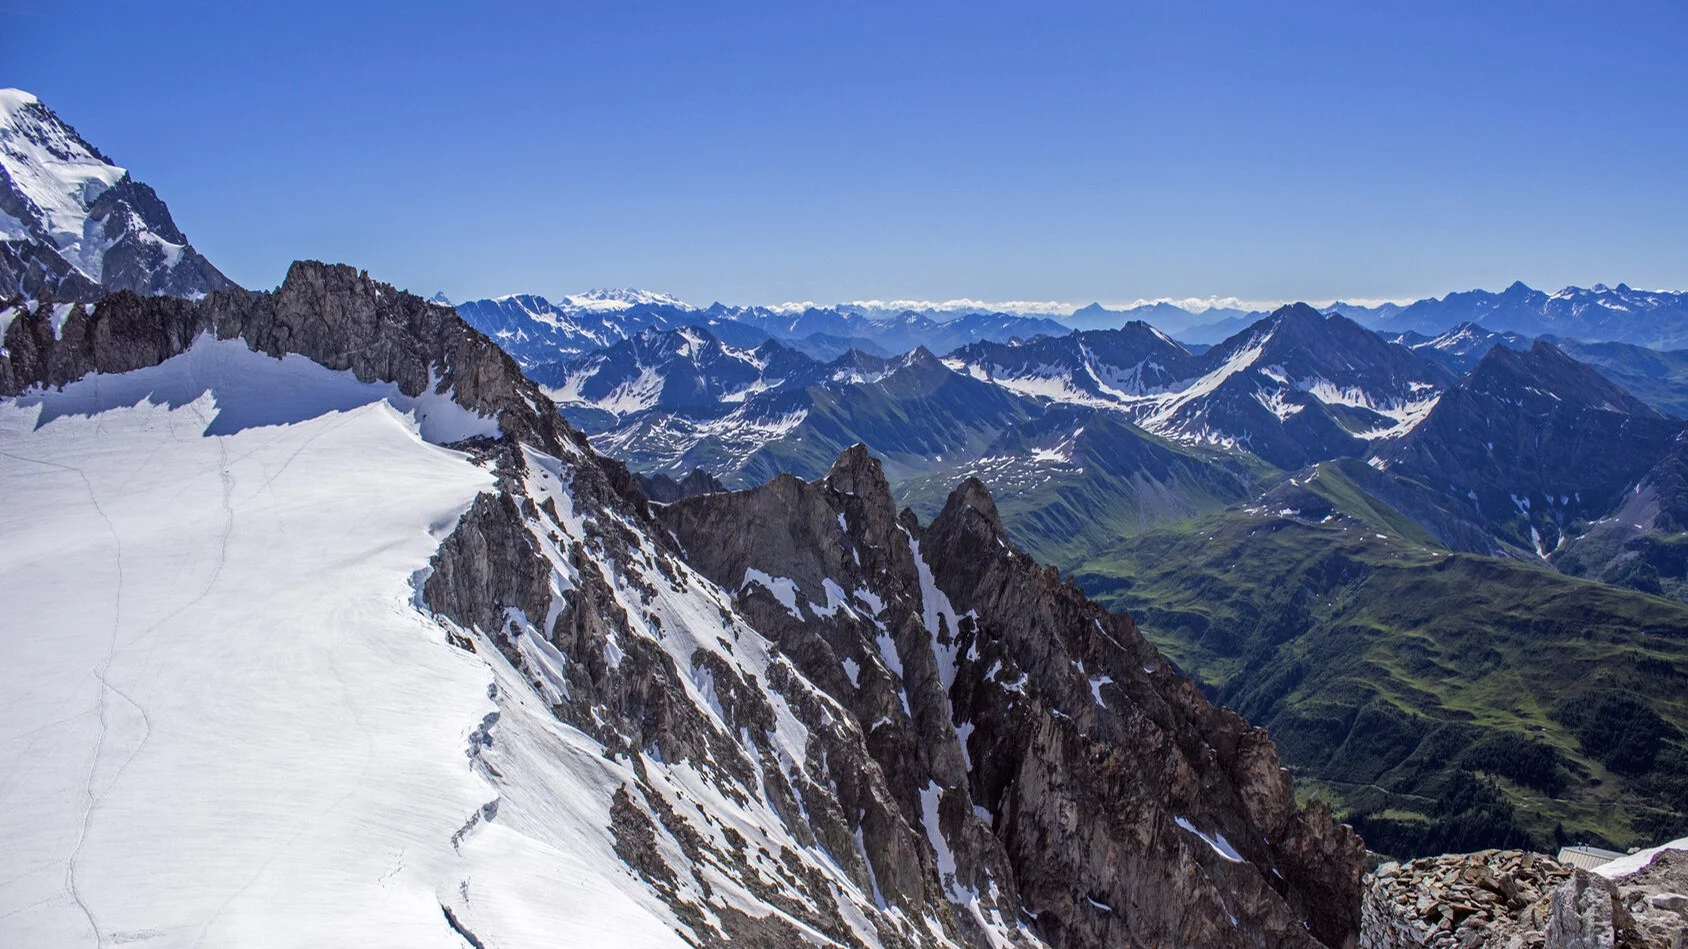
left=0, top=339, right=687, bottom=947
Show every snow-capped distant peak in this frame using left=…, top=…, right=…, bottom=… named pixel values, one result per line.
left=561, top=288, right=691, bottom=311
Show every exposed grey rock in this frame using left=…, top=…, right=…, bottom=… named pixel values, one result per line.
left=1546, top=869, right=1626, bottom=949
left=1359, top=850, right=1569, bottom=949
left=640, top=467, right=726, bottom=503
left=1603, top=850, right=1688, bottom=949
left=661, top=444, right=1366, bottom=948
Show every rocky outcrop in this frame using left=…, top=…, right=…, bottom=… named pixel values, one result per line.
left=0, top=262, right=600, bottom=464
left=661, top=444, right=1367, bottom=948
left=1545, top=870, right=1634, bottom=949
left=1360, top=851, right=1572, bottom=948
left=1360, top=849, right=1688, bottom=949
left=0, top=240, right=101, bottom=301
left=639, top=467, right=726, bottom=503
left=80, top=175, right=237, bottom=298
left=922, top=471, right=1366, bottom=948
left=1595, top=849, right=1688, bottom=949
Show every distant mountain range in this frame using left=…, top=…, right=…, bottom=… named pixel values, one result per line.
left=454, top=292, right=1070, bottom=368
left=1371, top=281, right=1688, bottom=346
left=1061, top=285, right=1688, bottom=348
left=528, top=302, right=1688, bottom=559
left=946, top=305, right=1455, bottom=470
left=451, top=280, right=1688, bottom=368
left=568, top=302, right=1457, bottom=480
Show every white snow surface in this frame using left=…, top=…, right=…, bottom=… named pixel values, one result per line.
left=742, top=567, right=803, bottom=617
left=0, top=342, right=683, bottom=947
left=0, top=336, right=1050, bottom=949
left=1174, top=816, right=1246, bottom=863
left=5, top=334, right=500, bottom=444
left=1595, top=835, right=1688, bottom=880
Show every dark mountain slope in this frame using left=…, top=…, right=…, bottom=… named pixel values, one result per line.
left=660, top=448, right=1365, bottom=948
left=1372, top=341, right=1684, bottom=557
left=1547, top=336, right=1688, bottom=419
left=737, top=349, right=1044, bottom=484
left=1555, top=431, right=1688, bottom=598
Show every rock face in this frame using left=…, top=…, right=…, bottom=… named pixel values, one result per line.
left=1545, top=870, right=1632, bottom=949
left=1360, top=849, right=1688, bottom=949
left=1, top=261, right=585, bottom=463
left=660, top=446, right=1367, bottom=947
left=3, top=262, right=1367, bottom=947
left=639, top=467, right=726, bottom=502
left=1597, top=850, right=1688, bottom=949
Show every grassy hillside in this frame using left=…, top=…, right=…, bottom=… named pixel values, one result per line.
left=1067, top=465, right=1688, bottom=857
left=897, top=408, right=1269, bottom=566
left=737, top=360, right=1043, bottom=485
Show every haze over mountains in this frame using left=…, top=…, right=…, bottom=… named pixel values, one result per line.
left=448, top=279, right=1688, bottom=366
left=4, top=86, right=1688, bottom=949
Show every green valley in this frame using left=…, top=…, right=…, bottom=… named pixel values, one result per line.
left=1060, top=463, right=1688, bottom=857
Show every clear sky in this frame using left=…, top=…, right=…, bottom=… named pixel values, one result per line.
left=6, top=0, right=1685, bottom=307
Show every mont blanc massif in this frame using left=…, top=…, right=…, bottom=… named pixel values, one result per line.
left=4, top=89, right=1687, bottom=949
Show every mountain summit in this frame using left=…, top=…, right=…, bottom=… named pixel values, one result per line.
left=0, top=89, right=236, bottom=300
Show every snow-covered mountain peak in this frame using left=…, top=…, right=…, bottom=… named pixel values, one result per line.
left=0, top=88, right=235, bottom=300
left=0, top=87, right=38, bottom=113
left=899, top=344, right=942, bottom=365
left=0, top=89, right=130, bottom=279
left=561, top=287, right=690, bottom=311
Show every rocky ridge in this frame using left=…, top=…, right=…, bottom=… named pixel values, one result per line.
left=1361, top=851, right=1573, bottom=948
left=659, top=447, right=1366, bottom=947
left=1, top=261, right=1367, bottom=947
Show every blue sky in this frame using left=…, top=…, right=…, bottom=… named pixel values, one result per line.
left=6, top=0, right=1686, bottom=306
